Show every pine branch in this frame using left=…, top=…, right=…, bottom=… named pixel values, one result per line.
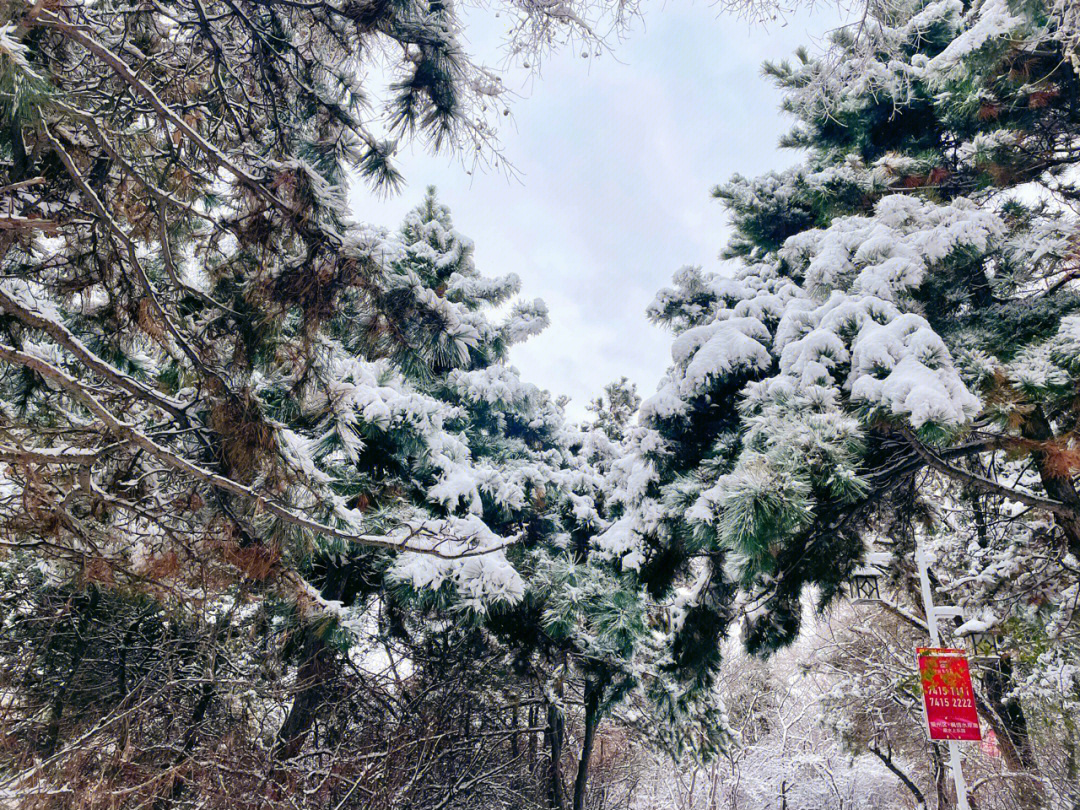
left=0, top=444, right=102, bottom=465
left=0, top=284, right=190, bottom=420
left=867, top=743, right=926, bottom=807
left=41, top=122, right=234, bottom=396
left=34, top=10, right=302, bottom=228
left=0, top=216, right=57, bottom=232
left=0, top=343, right=511, bottom=560
left=898, top=426, right=1074, bottom=520
left=0, top=176, right=45, bottom=195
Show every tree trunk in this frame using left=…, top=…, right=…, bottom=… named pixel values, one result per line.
left=572, top=680, right=602, bottom=810
left=983, top=659, right=1045, bottom=809
left=273, top=570, right=349, bottom=762
left=1023, top=407, right=1080, bottom=558
left=512, top=703, right=520, bottom=758
left=9, top=113, right=27, bottom=183
left=115, top=614, right=146, bottom=755
left=931, top=742, right=951, bottom=810
left=153, top=605, right=235, bottom=810
left=869, top=744, right=926, bottom=808
left=42, top=586, right=99, bottom=757
left=273, top=630, right=335, bottom=761
left=547, top=700, right=565, bottom=810
left=529, top=703, right=538, bottom=763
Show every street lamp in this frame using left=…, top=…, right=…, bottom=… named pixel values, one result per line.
left=848, top=551, right=892, bottom=605
left=958, top=620, right=1001, bottom=661
left=849, top=565, right=883, bottom=604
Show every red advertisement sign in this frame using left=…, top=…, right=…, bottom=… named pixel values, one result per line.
left=916, top=647, right=981, bottom=741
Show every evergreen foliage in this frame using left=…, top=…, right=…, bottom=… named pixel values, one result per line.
left=608, top=0, right=1080, bottom=702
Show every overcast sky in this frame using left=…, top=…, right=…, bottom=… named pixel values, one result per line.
left=351, top=1, right=848, bottom=419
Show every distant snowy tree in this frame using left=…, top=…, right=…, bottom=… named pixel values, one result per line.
left=628, top=624, right=905, bottom=810
left=587, top=377, right=641, bottom=442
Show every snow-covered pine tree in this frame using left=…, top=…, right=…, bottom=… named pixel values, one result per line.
left=259, top=187, right=558, bottom=763
left=605, top=3, right=1080, bottom=784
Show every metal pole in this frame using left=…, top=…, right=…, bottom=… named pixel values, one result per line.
left=914, top=541, right=971, bottom=810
